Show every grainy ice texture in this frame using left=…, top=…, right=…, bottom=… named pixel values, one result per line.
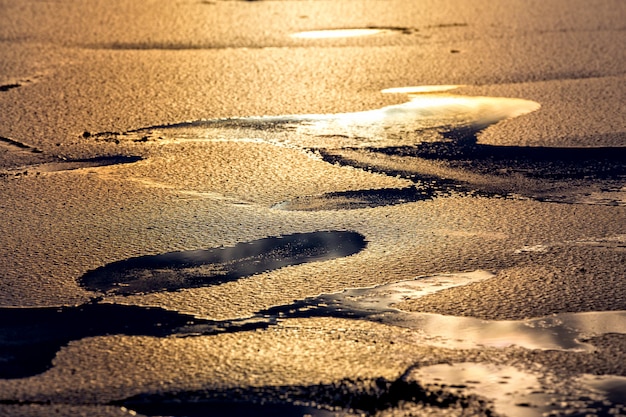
left=0, top=0, right=624, bottom=416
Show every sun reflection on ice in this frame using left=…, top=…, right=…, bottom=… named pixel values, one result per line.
left=290, top=28, right=390, bottom=39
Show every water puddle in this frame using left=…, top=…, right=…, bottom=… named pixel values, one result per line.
left=90, top=86, right=540, bottom=150
left=0, top=303, right=207, bottom=379
left=95, top=87, right=626, bottom=209
left=252, top=271, right=626, bottom=352
left=4, top=269, right=626, bottom=383
left=85, top=87, right=624, bottom=207
left=407, top=363, right=550, bottom=417
left=165, top=270, right=626, bottom=352
left=314, top=145, right=626, bottom=208
left=80, top=231, right=367, bottom=295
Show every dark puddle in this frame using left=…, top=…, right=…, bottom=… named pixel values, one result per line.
left=117, top=375, right=486, bottom=417
left=272, top=150, right=489, bottom=211
left=0, top=303, right=208, bottom=379
left=306, top=138, right=626, bottom=209
left=381, top=141, right=626, bottom=181
left=80, top=231, right=367, bottom=295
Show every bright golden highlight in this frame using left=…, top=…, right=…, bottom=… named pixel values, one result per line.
left=381, top=85, right=462, bottom=94
left=290, top=28, right=388, bottom=39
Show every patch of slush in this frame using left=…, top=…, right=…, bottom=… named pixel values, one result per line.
left=409, top=363, right=626, bottom=417
left=408, top=363, right=550, bottom=417
left=570, top=186, right=626, bottom=207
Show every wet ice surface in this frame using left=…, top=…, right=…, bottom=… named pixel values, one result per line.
left=88, top=87, right=625, bottom=208
left=407, top=363, right=626, bottom=417
left=3, top=268, right=625, bottom=415
left=2, top=84, right=625, bottom=416
left=117, top=263, right=626, bottom=417
left=211, top=271, right=626, bottom=353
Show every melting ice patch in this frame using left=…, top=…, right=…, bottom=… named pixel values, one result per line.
left=91, top=86, right=540, bottom=149
left=258, top=271, right=626, bottom=351
left=176, top=270, right=626, bottom=353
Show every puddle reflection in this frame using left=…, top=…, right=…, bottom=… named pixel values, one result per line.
left=3, top=269, right=626, bottom=381
left=408, top=363, right=550, bottom=417
left=407, top=363, right=626, bottom=417
left=91, top=87, right=540, bottom=150
left=119, top=362, right=626, bottom=417
left=86, top=87, right=624, bottom=207
left=256, top=271, right=626, bottom=351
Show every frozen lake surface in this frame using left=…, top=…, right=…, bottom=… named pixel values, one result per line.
left=0, top=0, right=625, bottom=416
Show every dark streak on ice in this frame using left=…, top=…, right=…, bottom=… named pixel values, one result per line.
left=273, top=186, right=435, bottom=211
left=382, top=141, right=626, bottom=181
left=0, top=136, right=43, bottom=152
left=80, top=231, right=367, bottom=295
left=116, top=376, right=488, bottom=417
left=0, top=83, right=21, bottom=92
